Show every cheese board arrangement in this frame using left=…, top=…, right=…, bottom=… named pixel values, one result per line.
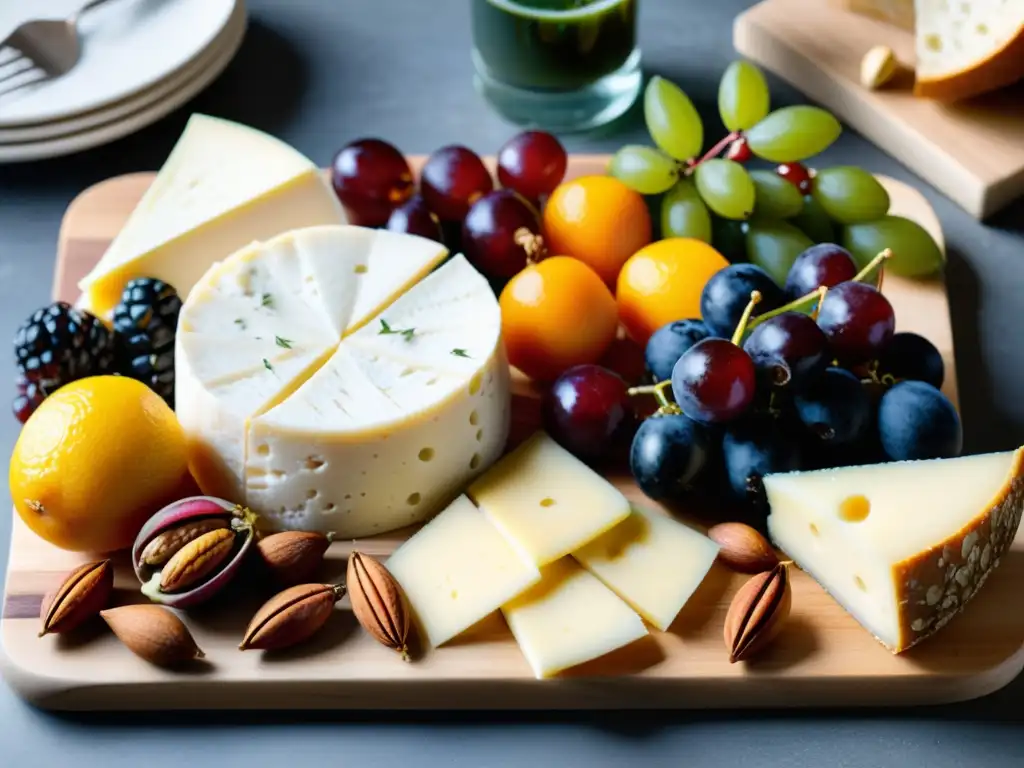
left=3, top=60, right=1024, bottom=711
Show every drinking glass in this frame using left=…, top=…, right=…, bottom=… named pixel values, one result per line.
left=470, top=0, right=642, bottom=132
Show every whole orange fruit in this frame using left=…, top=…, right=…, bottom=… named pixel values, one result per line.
left=9, top=376, right=190, bottom=553
left=543, top=175, right=652, bottom=285
left=617, top=238, right=730, bottom=346
left=500, top=256, right=619, bottom=382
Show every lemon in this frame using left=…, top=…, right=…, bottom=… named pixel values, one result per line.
left=9, top=376, right=190, bottom=553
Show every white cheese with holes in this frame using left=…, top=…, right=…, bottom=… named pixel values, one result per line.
left=78, top=114, right=347, bottom=319
left=765, top=448, right=1024, bottom=653
left=175, top=225, right=510, bottom=536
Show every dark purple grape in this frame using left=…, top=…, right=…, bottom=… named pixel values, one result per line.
left=742, top=311, right=829, bottom=388
left=671, top=338, right=757, bottom=424
left=878, top=380, right=962, bottom=461
left=876, top=332, right=944, bottom=389
left=784, top=243, right=857, bottom=299
left=543, top=364, right=637, bottom=466
left=385, top=195, right=444, bottom=243
left=699, top=264, right=785, bottom=339
left=815, top=281, right=895, bottom=365
left=644, top=319, right=711, bottom=383
left=629, top=414, right=711, bottom=502
left=722, top=416, right=802, bottom=508
left=461, top=190, right=542, bottom=279
left=330, top=138, right=414, bottom=226
left=496, top=131, right=567, bottom=200
left=420, top=145, right=494, bottom=221
left=794, top=367, right=871, bottom=446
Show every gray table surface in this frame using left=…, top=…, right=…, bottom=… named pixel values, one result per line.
left=2, top=0, right=1023, bottom=765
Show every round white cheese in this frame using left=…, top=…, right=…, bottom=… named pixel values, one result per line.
left=175, top=224, right=511, bottom=536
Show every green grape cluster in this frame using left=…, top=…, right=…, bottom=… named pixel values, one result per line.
left=607, top=62, right=945, bottom=281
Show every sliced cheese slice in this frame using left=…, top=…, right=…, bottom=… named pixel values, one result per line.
left=78, top=114, right=349, bottom=319
left=501, top=557, right=648, bottom=679
left=765, top=448, right=1024, bottom=653
left=467, top=431, right=632, bottom=566
left=386, top=495, right=541, bottom=649
left=573, top=505, right=720, bottom=631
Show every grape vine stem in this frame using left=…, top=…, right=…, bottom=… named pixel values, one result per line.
left=684, top=131, right=741, bottom=175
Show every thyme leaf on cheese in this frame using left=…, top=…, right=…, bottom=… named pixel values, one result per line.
left=263, top=358, right=273, bottom=372
left=275, top=336, right=293, bottom=349
left=261, top=293, right=274, bottom=308
left=234, top=318, right=246, bottom=329
left=379, top=318, right=415, bottom=342
left=451, top=348, right=471, bottom=358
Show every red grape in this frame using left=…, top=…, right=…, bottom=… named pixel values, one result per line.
left=461, top=190, right=543, bottom=279
left=725, top=136, right=752, bottom=163
left=816, top=282, right=895, bottom=364
left=784, top=243, right=857, bottom=299
left=385, top=195, right=444, bottom=243
left=671, top=338, right=757, bottom=423
left=420, top=145, right=493, bottom=221
left=776, top=162, right=812, bottom=194
left=330, top=138, right=414, bottom=226
left=742, top=311, right=829, bottom=388
left=543, top=364, right=637, bottom=465
left=497, top=131, right=568, bottom=200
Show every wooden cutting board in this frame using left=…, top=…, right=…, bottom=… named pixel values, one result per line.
left=733, top=0, right=1024, bottom=220
left=2, top=155, right=1021, bottom=712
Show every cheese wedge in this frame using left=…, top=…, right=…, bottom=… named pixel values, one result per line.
left=765, top=448, right=1024, bottom=653
left=467, top=431, right=632, bottom=567
left=78, top=114, right=347, bottom=319
left=501, top=557, right=648, bottom=679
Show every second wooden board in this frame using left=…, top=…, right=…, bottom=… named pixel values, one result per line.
left=733, top=0, right=1024, bottom=220
left=1, top=157, right=1020, bottom=712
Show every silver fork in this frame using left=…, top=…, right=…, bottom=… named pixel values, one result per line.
left=0, top=0, right=120, bottom=99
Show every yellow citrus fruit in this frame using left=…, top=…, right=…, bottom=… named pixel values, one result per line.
left=617, top=238, right=730, bottom=346
left=9, top=376, right=190, bottom=553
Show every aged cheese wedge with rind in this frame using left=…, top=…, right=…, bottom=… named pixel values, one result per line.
left=386, top=494, right=541, bottom=649
left=501, top=557, right=649, bottom=679
left=467, top=431, right=632, bottom=567
left=573, top=504, right=721, bottom=632
left=765, top=448, right=1024, bottom=653
left=78, top=114, right=348, bottom=319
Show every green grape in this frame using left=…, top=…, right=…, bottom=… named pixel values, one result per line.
left=791, top=193, right=836, bottom=243
left=841, top=215, right=945, bottom=278
left=750, top=170, right=804, bottom=219
left=661, top=179, right=712, bottom=242
left=811, top=166, right=890, bottom=224
left=608, top=145, right=679, bottom=195
left=718, top=60, right=770, bottom=133
left=745, top=106, right=842, bottom=163
left=711, top=216, right=749, bottom=263
left=746, top=220, right=815, bottom=286
left=694, top=159, right=755, bottom=220
left=644, top=76, right=703, bottom=161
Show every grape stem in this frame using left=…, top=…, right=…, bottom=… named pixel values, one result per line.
left=730, top=290, right=762, bottom=345
left=514, top=227, right=547, bottom=265
left=853, top=248, right=892, bottom=287
left=745, top=286, right=825, bottom=334
left=627, top=380, right=681, bottom=415
left=684, top=131, right=742, bottom=174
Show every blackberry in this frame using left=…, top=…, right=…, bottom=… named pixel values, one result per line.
left=112, top=278, right=181, bottom=407
left=12, top=301, right=117, bottom=421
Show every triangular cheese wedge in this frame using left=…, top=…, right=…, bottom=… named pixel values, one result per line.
left=77, top=114, right=348, bottom=319
left=765, top=448, right=1024, bottom=653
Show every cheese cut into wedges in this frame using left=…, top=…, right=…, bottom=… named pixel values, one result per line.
left=765, top=448, right=1024, bottom=653
left=77, top=114, right=348, bottom=319
left=573, top=505, right=720, bottom=631
left=501, top=557, right=648, bottom=679
left=386, top=495, right=541, bottom=648
left=467, top=431, right=632, bottom=567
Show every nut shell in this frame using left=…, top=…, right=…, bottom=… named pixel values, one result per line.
left=347, top=551, right=412, bottom=658
left=724, top=562, right=792, bottom=663
left=256, top=531, right=333, bottom=586
left=239, top=583, right=345, bottom=651
left=101, top=604, right=204, bottom=667
left=39, top=559, right=113, bottom=636
left=708, top=522, right=779, bottom=574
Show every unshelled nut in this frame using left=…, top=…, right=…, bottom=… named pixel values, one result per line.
left=38, top=559, right=113, bottom=637
left=861, top=45, right=898, bottom=90
left=239, top=583, right=346, bottom=651
left=724, top=562, right=792, bottom=663
left=708, top=522, right=779, bottom=574
left=347, top=551, right=413, bottom=660
left=101, top=604, right=205, bottom=667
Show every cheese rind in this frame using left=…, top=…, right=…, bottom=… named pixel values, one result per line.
left=468, top=431, right=632, bottom=566
left=385, top=495, right=541, bottom=649
left=573, top=505, right=720, bottom=631
left=765, top=448, right=1024, bottom=653
left=501, top=557, right=648, bottom=679
left=78, top=115, right=348, bottom=318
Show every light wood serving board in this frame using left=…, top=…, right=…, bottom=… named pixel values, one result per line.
left=2, top=155, right=1022, bottom=712
left=733, top=0, right=1024, bottom=220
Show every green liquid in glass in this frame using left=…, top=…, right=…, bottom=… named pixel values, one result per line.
left=471, top=0, right=638, bottom=92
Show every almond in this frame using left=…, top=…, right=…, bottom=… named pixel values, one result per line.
left=39, top=560, right=113, bottom=637
left=256, top=530, right=333, bottom=586
left=708, top=522, right=779, bottom=574
left=724, top=562, right=792, bottom=663
left=239, top=583, right=345, bottom=651
left=159, top=527, right=236, bottom=592
left=100, top=604, right=204, bottom=667
left=347, top=551, right=412, bottom=660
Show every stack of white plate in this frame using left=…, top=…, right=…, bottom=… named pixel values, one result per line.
left=0, top=0, right=246, bottom=163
